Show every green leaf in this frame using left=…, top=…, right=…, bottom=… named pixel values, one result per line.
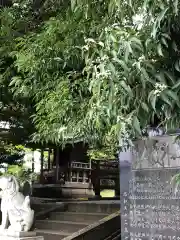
left=140, top=74, right=146, bottom=88
left=164, top=71, right=175, bottom=84
left=130, top=37, right=142, bottom=47
left=160, top=93, right=173, bottom=107
left=173, top=0, right=178, bottom=15
left=162, top=33, right=171, bottom=40
left=128, top=0, right=132, bottom=7
left=145, top=38, right=151, bottom=47
left=110, top=34, right=117, bottom=42
left=120, top=81, right=133, bottom=97
left=71, top=0, right=77, bottom=11
left=141, top=67, right=149, bottom=81
left=172, top=41, right=178, bottom=52
left=143, top=0, right=149, bottom=9
left=114, top=58, right=129, bottom=72
left=175, top=60, right=180, bottom=72
left=152, top=95, right=157, bottom=110
left=108, top=62, right=116, bottom=75
left=172, top=79, right=180, bottom=89
left=157, top=43, right=163, bottom=57
left=152, top=22, right=158, bottom=39
left=98, top=41, right=104, bottom=47
left=108, top=0, right=114, bottom=15
left=148, top=90, right=153, bottom=102
left=161, top=37, right=168, bottom=48
left=111, top=50, right=117, bottom=58
left=145, top=62, right=155, bottom=70
left=9, top=76, right=22, bottom=87
left=149, top=93, right=157, bottom=111
left=155, top=72, right=166, bottom=83
left=165, top=90, right=179, bottom=102
left=133, top=116, right=141, bottom=134
left=157, top=8, right=169, bottom=27
left=141, top=102, right=149, bottom=112
left=124, top=42, right=132, bottom=62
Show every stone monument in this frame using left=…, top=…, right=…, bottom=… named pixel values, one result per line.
left=0, top=175, right=43, bottom=240
left=120, top=134, right=180, bottom=240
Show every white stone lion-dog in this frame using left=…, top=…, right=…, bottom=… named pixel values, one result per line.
left=0, top=175, right=34, bottom=232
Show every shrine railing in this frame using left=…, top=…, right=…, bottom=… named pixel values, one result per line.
left=68, top=161, right=91, bottom=170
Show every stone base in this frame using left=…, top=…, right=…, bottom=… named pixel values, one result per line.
left=1, top=237, right=43, bottom=240
left=0, top=231, right=44, bottom=240
left=62, top=182, right=95, bottom=198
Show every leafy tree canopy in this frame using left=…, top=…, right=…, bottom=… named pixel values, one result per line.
left=1, top=0, right=180, bottom=149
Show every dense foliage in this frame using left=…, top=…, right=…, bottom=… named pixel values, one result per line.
left=88, top=148, right=117, bottom=160
left=0, top=144, right=32, bottom=184
left=0, top=142, right=25, bottom=165
left=6, top=164, right=33, bottom=182
left=1, top=0, right=180, bottom=148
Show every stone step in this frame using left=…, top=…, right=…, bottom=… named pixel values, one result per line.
left=49, top=211, right=108, bottom=223
left=103, top=229, right=121, bottom=240
left=36, top=229, right=70, bottom=240
left=66, top=202, right=120, bottom=214
left=35, top=220, right=89, bottom=233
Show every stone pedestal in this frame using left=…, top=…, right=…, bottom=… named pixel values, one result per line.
left=61, top=182, right=95, bottom=198
left=0, top=231, right=44, bottom=240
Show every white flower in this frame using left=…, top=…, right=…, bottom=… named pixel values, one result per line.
left=13, top=3, right=19, bottom=7
left=132, top=13, right=145, bottom=30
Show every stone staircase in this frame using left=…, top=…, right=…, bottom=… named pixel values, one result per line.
left=34, top=201, right=120, bottom=240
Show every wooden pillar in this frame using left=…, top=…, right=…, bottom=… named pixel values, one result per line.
left=32, top=150, right=35, bottom=173
left=77, top=171, right=79, bottom=182
left=40, top=149, right=44, bottom=183
left=91, top=161, right=101, bottom=198
left=95, top=161, right=101, bottom=197
left=53, top=148, right=56, bottom=164
left=68, top=161, right=72, bottom=182
left=48, top=149, right=51, bottom=170
left=89, top=159, right=92, bottom=184
left=69, top=169, right=72, bottom=182
left=82, top=171, right=86, bottom=183
left=89, top=159, right=92, bottom=169
left=55, top=148, right=59, bottom=183
left=115, top=178, right=120, bottom=197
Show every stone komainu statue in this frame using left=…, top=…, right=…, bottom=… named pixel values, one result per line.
left=0, top=175, right=34, bottom=232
